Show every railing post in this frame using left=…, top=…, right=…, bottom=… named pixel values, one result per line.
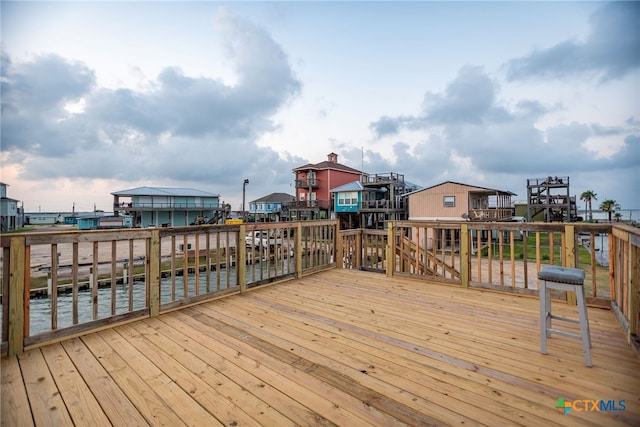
left=295, top=222, right=303, bottom=278
left=565, top=225, right=577, bottom=305
left=149, top=229, right=161, bottom=317
left=629, top=237, right=638, bottom=344
left=355, top=230, right=362, bottom=268
left=386, top=221, right=394, bottom=278
left=8, top=236, right=26, bottom=355
left=335, top=221, right=343, bottom=268
left=238, top=224, right=247, bottom=292
left=460, top=224, right=470, bottom=289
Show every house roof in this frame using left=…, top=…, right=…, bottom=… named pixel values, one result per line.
left=330, top=181, right=365, bottom=192
left=406, top=181, right=516, bottom=197
left=111, top=186, right=220, bottom=197
left=292, top=161, right=362, bottom=174
left=250, top=192, right=296, bottom=203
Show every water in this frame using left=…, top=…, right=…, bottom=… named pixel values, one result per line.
left=26, top=271, right=237, bottom=335
left=577, top=209, right=640, bottom=223
left=578, top=233, right=609, bottom=267
left=3, top=258, right=295, bottom=336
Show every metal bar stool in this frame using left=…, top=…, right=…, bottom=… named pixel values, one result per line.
left=539, top=266, right=592, bottom=367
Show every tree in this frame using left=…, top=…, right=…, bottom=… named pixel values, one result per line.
left=599, top=199, right=620, bottom=222
left=580, top=190, right=597, bottom=222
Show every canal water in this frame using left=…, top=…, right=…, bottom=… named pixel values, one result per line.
left=3, top=259, right=294, bottom=336
left=578, top=233, right=609, bottom=267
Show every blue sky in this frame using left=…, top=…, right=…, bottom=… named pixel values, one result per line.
left=1, top=1, right=638, bottom=212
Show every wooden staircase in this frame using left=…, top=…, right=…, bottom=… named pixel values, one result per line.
left=396, top=236, right=460, bottom=279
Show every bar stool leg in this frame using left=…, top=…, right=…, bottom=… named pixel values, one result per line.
left=540, top=280, right=548, bottom=354
left=575, top=286, right=592, bottom=367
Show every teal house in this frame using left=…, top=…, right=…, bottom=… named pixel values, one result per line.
left=330, top=181, right=364, bottom=229
left=112, top=187, right=221, bottom=228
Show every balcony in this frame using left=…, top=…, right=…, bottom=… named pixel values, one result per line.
left=359, top=199, right=406, bottom=211
left=295, top=178, right=319, bottom=189
left=114, top=202, right=219, bottom=210
left=284, top=199, right=332, bottom=210
left=468, top=208, right=514, bottom=220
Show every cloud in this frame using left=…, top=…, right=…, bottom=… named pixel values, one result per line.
left=505, top=2, right=640, bottom=82
left=369, top=66, right=512, bottom=138
left=1, top=10, right=302, bottom=195
left=422, top=66, right=502, bottom=125
left=363, top=62, right=638, bottom=207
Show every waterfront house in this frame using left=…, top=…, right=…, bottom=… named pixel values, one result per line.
left=331, top=172, right=420, bottom=230
left=0, top=182, right=21, bottom=231
left=112, top=186, right=221, bottom=227
left=330, top=180, right=364, bottom=229
left=248, top=192, right=296, bottom=222
left=287, top=153, right=363, bottom=220
left=408, top=181, right=516, bottom=221
left=407, top=181, right=516, bottom=251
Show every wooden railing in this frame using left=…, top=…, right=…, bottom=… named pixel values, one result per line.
left=1, top=221, right=336, bottom=356
left=3, top=219, right=638, bottom=355
left=336, top=220, right=639, bottom=349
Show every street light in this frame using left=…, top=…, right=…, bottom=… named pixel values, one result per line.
left=242, top=178, right=249, bottom=212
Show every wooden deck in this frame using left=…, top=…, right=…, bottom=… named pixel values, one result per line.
left=3, top=269, right=639, bottom=426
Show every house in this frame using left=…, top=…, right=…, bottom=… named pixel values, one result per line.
left=330, top=180, right=364, bottom=229
left=112, top=186, right=221, bottom=228
left=359, top=172, right=419, bottom=229
left=248, top=192, right=296, bottom=222
left=407, top=181, right=517, bottom=251
left=287, top=153, right=363, bottom=220
left=0, top=182, right=22, bottom=231
left=408, top=181, right=516, bottom=221
left=331, top=172, right=421, bottom=229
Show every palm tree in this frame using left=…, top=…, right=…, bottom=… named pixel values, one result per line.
left=599, top=199, right=620, bottom=222
left=580, top=190, right=597, bottom=222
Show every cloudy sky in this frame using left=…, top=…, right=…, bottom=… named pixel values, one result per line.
left=1, top=1, right=639, bottom=213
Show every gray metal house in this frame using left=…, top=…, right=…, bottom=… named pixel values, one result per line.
left=112, top=187, right=221, bottom=227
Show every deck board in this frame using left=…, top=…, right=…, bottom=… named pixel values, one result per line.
left=3, top=269, right=639, bottom=426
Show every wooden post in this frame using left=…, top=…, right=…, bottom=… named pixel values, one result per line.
left=355, top=229, right=362, bottom=269
left=460, top=224, right=470, bottom=289
left=628, top=235, right=638, bottom=344
left=335, top=220, right=343, bottom=268
left=92, top=241, right=99, bottom=319
left=238, top=224, right=247, bottom=291
left=609, top=231, right=616, bottom=301
left=295, top=223, right=303, bottom=278
left=8, top=236, right=25, bottom=356
left=149, top=229, right=161, bottom=317
left=386, top=221, right=394, bottom=278
left=123, top=263, right=128, bottom=285
left=565, top=225, right=577, bottom=305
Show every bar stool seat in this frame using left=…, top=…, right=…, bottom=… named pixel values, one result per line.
left=539, top=266, right=592, bottom=367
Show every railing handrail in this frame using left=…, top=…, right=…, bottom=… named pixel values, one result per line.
left=3, top=219, right=637, bottom=357
left=1, top=220, right=338, bottom=356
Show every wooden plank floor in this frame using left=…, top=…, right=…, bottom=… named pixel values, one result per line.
left=3, top=269, right=639, bottom=426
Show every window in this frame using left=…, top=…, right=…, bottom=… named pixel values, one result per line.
left=443, top=196, right=455, bottom=207
left=338, top=191, right=357, bottom=206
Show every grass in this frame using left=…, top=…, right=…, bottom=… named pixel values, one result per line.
left=476, top=231, right=611, bottom=296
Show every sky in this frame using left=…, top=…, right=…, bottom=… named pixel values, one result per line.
left=1, top=1, right=639, bottom=214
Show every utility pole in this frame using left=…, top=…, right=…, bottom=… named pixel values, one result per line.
left=242, top=178, right=250, bottom=212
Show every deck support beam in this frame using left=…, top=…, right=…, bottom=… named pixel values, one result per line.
left=8, top=236, right=26, bottom=355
